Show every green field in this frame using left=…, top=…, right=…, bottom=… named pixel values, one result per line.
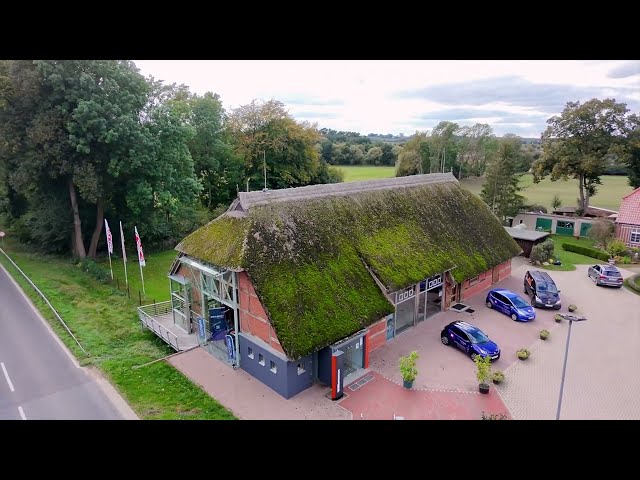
left=335, top=167, right=632, bottom=211
left=460, top=174, right=632, bottom=211
left=101, top=250, right=177, bottom=304
left=0, top=248, right=235, bottom=420
left=336, top=165, right=396, bottom=182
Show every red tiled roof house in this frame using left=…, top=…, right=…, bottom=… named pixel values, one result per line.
left=616, top=187, right=640, bottom=247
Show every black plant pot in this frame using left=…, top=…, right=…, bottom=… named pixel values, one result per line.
left=403, top=379, right=414, bottom=389
left=479, top=383, right=490, bottom=394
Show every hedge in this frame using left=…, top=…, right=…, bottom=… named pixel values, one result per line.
left=562, top=243, right=610, bottom=261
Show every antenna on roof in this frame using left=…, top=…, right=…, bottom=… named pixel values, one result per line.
left=263, top=150, right=268, bottom=192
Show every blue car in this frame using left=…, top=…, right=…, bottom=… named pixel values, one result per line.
left=440, top=321, right=501, bottom=361
left=486, top=288, right=536, bottom=322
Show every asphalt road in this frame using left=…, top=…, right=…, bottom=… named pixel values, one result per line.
left=0, top=264, right=124, bottom=420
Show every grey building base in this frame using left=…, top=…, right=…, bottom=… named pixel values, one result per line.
left=238, top=334, right=313, bottom=399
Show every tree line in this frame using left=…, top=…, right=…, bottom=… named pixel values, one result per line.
left=0, top=60, right=340, bottom=258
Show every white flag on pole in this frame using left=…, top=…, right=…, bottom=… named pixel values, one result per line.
left=104, top=219, right=114, bottom=254
left=120, top=221, right=127, bottom=262
left=134, top=226, right=146, bottom=267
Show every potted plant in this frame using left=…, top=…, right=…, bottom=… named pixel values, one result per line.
left=568, top=304, right=577, bottom=313
left=474, top=354, right=492, bottom=394
left=554, top=314, right=563, bottom=323
left=516, top=348, right=530, bottom=360
left=492, top=370, right=505, bottom=385
left=399, top=351, right=419, bottom=389
left=539, top=329, right=550, bottom=340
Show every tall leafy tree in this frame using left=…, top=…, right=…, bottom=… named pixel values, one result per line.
left=533, top=98, right=633, bottom=215
left=480, top=137, right=525, bottom=222
left=396, top=131, right=430, bottom=176
left=625, top=115, right=640, bottom=188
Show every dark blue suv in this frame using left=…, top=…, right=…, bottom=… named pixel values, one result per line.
left=440, top=321, right=500, bottom=361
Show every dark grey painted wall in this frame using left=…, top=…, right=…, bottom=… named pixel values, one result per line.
left=239, top=334, right=313, bottom=399
left=317, top=346, right=332, bottom=385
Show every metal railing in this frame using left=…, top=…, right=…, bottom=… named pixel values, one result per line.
left=137, top=302, right=179, bottom=351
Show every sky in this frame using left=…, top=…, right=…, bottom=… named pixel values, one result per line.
left=133, top=60, right=640, bottom=138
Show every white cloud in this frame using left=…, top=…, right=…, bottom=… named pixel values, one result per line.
left=133, top=60, right=638, bottom=137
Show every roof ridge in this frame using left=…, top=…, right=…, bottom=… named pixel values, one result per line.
left=622, top=186, right=640, bottom=199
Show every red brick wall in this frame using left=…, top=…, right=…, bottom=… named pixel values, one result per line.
left=238, top=272, right=285, bottom=354
left=366, top=317, right=388, bottom=356
left=617, top=224, right=640, bottom=247
left=460, top=259, right=512, bottom=300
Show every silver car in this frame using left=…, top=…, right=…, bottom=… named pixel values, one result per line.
left=587, top=264, right=624, bottom=288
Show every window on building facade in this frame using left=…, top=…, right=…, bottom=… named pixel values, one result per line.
left=631, top=229, right=640, bottom=244
left=469, top=276, right=479, bottom=286
left=270, top=360, right=277, bottom=374
left=297, top=363, right=306, bottom=375
left=248, top=347, right=254, bottom=359
left=258, top=353, right=265, bottom=366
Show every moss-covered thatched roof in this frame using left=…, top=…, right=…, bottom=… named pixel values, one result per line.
left=176, top=173, right=521, bottom=359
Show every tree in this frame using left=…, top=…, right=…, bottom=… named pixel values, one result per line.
left=365, top=145, right=383, bottom=165
left=587, top=218, right=615, bottom=247
left=625, top=116, right=640, bottom=188
left=480, top=137, right=525, bottom=222
left=533, top=98, right=633, bottom=216
left=395, top=131, right=430, bottom=176
left=551, top=194, right=562, bottom=210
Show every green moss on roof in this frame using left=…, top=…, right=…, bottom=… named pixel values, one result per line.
left=176, top=216, right=248, bottom=270
left=177, top=181, right=521, bottom=358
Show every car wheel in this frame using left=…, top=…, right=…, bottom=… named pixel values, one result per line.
left=486, top=300, right=492, bottom=309
left=441, top=336, right=450, bottom=346
left=470, top=352, right=479, bottom=362
left=511, top=313, right=518, bottom=321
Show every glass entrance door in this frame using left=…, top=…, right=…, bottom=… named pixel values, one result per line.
left=343, top=339, right=364, bottom=377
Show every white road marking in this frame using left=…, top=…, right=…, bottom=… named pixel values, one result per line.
left=18, top=406, right=26, bottom=420
left=1, top=362, right=15, bottom=392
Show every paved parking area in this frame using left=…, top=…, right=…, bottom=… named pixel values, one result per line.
left=495, top=263, right=640, bottom=420
left=369, top=257, right=557, bottom=393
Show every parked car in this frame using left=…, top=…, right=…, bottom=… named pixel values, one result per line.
left=440, top=321, right=500, bottom=361
left=587, top=264, right=624, bottom=288
left=486, top=288, right=536, bottom=321
left=524, top=270, right=562, bottom=309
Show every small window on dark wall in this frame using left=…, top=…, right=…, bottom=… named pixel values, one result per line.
left=258, top=353, right=265, bottom=366
left=469, top=276, right=479, bottom=286
left=270, top=360, right=277, bottom=374
left=297, top=363, right=306, bottom=375
left=247, top=347, right=254, bottom=359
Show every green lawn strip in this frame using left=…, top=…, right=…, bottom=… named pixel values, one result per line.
left=0, top=250, right=236, bottom=420
left=549, top=235, right=604, bottom=266
left=335, top=165, right=396, bottom=182
left=623, top=274, right=640, bottom=296
left=97, top=249, right=177, bottom=303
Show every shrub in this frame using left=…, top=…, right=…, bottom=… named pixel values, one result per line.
left=516, top=348, right=530, bottom=360
left=551, top=194, right=562, bottom=210
left=606, top=239, right=628, bottom=258
left=530, top=243, right=549, bottom=264
left=399, top=351, right=419, bottom=383
left=554, top=314, right=563, bottom=323
left=77, top=258, right=110, bottom=283
left=587, top=218, right=615, bottom=246
left=481, top=411, right=509, bottom=420
left=540, top=238, right=555, bottom=258
left=474, top=354, right=492, bottom=385
left=492, top=371, right=505, bottom=384
left=562, top=243, right=610, bottom=262
left=568, top=304, right=577, bottom=312
left=540, top=329, right=550, bottom=340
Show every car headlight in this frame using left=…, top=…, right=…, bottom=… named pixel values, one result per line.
left=555, top=299, right=561, bottom=304
left=535, top=296, right=541, bottom=303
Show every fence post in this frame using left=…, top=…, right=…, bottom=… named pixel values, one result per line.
left=138, top=290, right=142, bottom=306
left=127, top=284, right=130, bottom=298
left=117, top=278, right=120, bottom=290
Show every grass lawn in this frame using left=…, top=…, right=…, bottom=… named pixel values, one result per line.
left=336, top=165, right=396, bottom=182
left=623, top=274, right=640, bottom=296
left=100, top=249, right=177, bottom=303
left=540, top=235, right=606, bottom=272
left=462, top=174, right=632, bottom=211
left=0, top=247, right=236, bottom=420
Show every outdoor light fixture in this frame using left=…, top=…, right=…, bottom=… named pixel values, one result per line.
left=556, top=313, right=587, bottom=420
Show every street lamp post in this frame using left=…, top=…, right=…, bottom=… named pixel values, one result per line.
left=556, top=314, right=587, bottom=420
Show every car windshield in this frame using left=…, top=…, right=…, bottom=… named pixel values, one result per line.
left=510, top=295, right=530, bottom=309
left=604, top=270, right=621, bottom=277
left=467, top=329, right=490, bottom=344
left=537, top=282, right=557, bottom=294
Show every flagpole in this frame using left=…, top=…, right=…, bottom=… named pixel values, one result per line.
left=120, top=221, right=128, bottom=287
left=135, top=226, right=146, bottom=297
left=139, top=261, right=145, bottom=297
left=108, top=250, right=113, bottom=280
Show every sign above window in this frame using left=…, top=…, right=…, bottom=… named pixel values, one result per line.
left=396, top=286, right=415, bottom=304
left=427, top=274, right=443, bottom=291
